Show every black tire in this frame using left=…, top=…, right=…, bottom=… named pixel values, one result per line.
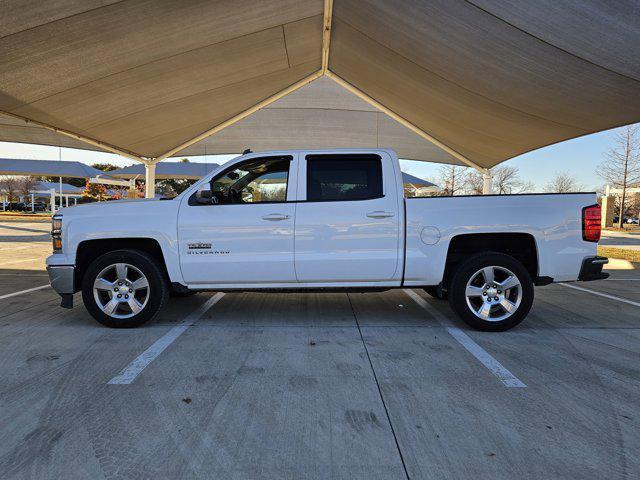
left=423, top=285, right=447, bottom=300
left=81, top=249, right=169, bottom=328
left=448, top=252, right=534, bottom=332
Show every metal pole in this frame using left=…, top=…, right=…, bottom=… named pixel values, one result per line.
left=0, top=110, right=146, bottom=163
left=31, top=194, right=34, bottom=213
left=482, top=170, right=493, bottom=195
left=145, top=163, right=156, bottom=198
left=321, top=0, right=334, bottom=73
left=50, top=188, right=56, bottom=213
left=153, top=70, right=323, bottom=162
left=325, top=71, right=486, bottom=172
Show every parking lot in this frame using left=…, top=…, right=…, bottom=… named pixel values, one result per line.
left=0, top=217, right=638, bottom=479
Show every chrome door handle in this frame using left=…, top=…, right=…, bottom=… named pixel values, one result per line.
left=262, top=213, right=290, bottom=221
left=366, top=211, right=395, bottom=219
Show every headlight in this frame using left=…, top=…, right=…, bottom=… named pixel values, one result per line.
left=51, top=215, right=63, bottom=253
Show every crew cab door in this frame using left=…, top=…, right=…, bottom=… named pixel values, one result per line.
left=178, top=154, right=297, bottom=285
left=294, top=152, right=402, bottom=283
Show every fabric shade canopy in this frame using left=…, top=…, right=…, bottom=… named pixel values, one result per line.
left=401, top=172, right=436, bottom=188
left=0, top=158, right=104, bottom=178
left=108, top=162, right=221, bottom=180
left=176, top=76, right=459, bottom=164
left=32, top=181, right=83, bottom=195
left=0, top=0, right=638, bottom=172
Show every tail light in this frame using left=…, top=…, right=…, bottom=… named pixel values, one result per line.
left=582, top=204, right=601, bottom=242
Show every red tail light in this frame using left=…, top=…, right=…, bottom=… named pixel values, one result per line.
left=582, top=204, right=601, bottom=242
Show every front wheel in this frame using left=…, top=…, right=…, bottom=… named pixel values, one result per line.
left=448, top=253, right=534, bottom=332
left=81, top=250, right=169, bottom=328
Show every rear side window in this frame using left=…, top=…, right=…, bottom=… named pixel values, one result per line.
left=306, top=155, right=383, bottom=201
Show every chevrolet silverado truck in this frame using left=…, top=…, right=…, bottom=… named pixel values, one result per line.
left=46, top=149, right=607, bottom=331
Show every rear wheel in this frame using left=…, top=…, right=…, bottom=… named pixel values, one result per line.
left=81, top=250, right=169, bottom=328
left=448, top=252, right=533, bottom=332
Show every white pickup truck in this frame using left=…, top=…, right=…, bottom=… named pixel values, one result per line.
left=47, top=149, right=607, bottom=331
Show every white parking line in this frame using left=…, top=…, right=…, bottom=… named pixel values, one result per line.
left=0, top=284, right=50, bottom=300
left=404, top=289, right=527, bottom=388
left=559, top=283, right=640, bottom=307
left=108, top=292, right=225, bottom=385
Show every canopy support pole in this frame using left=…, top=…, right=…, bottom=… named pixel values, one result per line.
left=144, top=163, right=156, bottom=198
left=0, top=111, right=146, bottom=163
left=153, top=70, right=324, bottom=162
left=50, top=188, right=56, bottom=214
left=482, top=170, right=493, bottom=194
left=324, top=71, right=487, bottom=173
left=321, top=0, right=334, bottom=73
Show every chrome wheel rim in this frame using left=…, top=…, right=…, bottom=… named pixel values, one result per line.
left=93, top=263, right=149, bottom=319
left=465, top=266, right=522, bottom=322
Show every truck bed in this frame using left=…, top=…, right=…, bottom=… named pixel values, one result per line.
left=403, top=193, right=598, bottom=286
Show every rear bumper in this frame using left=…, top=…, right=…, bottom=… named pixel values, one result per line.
left=578, top=256, right=609, bottom=281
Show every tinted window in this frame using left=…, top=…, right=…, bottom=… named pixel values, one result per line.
left=306, top=155, right=383, bottom=201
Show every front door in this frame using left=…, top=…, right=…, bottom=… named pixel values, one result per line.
left=294, top=152, right=402, bottom=283
left=178, top=155, right=297, bottom=285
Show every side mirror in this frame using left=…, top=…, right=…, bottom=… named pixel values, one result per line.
left=196, top=188, right=213, bottom=204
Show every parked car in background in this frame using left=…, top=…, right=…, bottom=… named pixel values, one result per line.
left=2, top=202, right=24, bottom=211
left=47, top=149, right=607, bottom=332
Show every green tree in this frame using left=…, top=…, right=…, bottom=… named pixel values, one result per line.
left=91, top=163, right=119, bottom=172
left=82, top=180, right=108, bottom=201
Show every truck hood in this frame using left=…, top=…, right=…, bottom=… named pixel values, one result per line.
left=56, top=197, right=164, bottom=215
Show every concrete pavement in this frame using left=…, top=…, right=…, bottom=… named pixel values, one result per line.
left=0, top=219, right=638, bottom=479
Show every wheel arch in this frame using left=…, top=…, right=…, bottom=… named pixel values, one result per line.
left=442, top=233, right=539, bottom=290
left=75, top=238, right=170, bottom=289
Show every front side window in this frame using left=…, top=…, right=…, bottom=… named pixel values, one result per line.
left=306, top=155, right=383, bottom=201
left=195, top=157, right=290, bottom=205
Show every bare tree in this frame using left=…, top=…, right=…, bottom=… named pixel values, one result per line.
left=17, top=176, right=38, bottom=198
left=464, top=170, right=484, bottom=195
left=465, top=166, right=533, bottom=195
left=545, top=171, right=583, bottom=193
left=0, top=175, right=19, bottom=203
left=438, top=164, right=468, bottom=196
left=597, top=125, right=640, bottom=227
left=493, top=166, right=534, bottom=194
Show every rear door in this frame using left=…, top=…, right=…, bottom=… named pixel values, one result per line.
left=294, top=152, right=402, bottom=283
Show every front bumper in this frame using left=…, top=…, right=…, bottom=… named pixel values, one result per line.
left=578, top=256, right=609, bottom=281
left=47, top=264, right=75, bottom=300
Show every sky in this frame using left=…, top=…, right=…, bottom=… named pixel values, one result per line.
left=0, top=122, right=635, bottom=192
